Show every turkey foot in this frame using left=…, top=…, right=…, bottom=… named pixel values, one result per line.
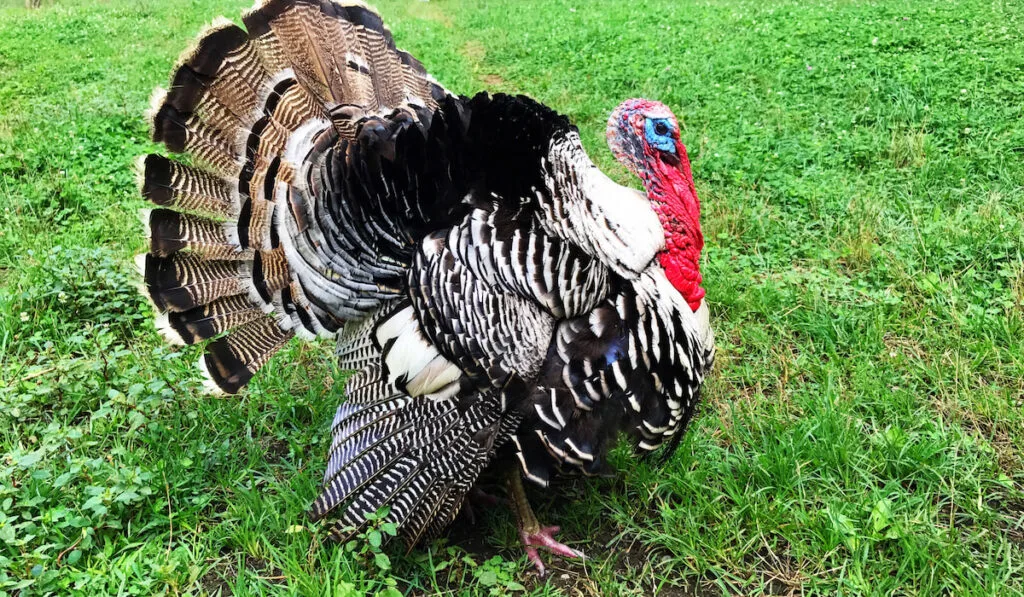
left=507, top=472, right=585, bottom=576
left=519, top=525, right=585, bottom=576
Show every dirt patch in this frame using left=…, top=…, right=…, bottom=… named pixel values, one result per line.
left=408, top=1, right=452, bottom=27
left=936, top=403, right=1023, bottom=476
left=481, top=74, right=506, bottom=86
left=445, top=510, right=505, bottom=562
left=461, top=40, right=485, bottom=62
left=1002, top=497, right=1024, bottom=549
left=199, top=559, right=236, bottom=597
left=882, top=333, right=927, bottom=362
left=200, top=553, right=287, bottom=594
left=748, top=545, right=808, bottom=596
left=460, top=40, right=507, bottom=88
left=423, top=476, right=813, bottom=595
left=439, top=484, right=718, bottom=596
left=245, top=555, right=287, bottom=584
left=259, top=436, right=290, bottom=465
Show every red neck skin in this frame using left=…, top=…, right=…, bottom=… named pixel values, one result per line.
left=641, top=141, right=705, bottom=312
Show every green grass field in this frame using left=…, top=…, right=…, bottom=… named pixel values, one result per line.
left=1, top=0, right=1022, bottom=595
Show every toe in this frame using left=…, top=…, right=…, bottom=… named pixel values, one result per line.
left=526, top=527, right=585, bottom=560
left=524, top=545, right=546, bottom=577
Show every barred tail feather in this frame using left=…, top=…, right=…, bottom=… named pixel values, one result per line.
left=161, top=296, right=266, bottom=346
left=143, top=209, right=253, bottom=261
left=141, top=253, right=246, bottom=313
left=137, top=154, right=241, bottom=217
left=241, top=0, right=447, bottom=118
left=138, top=0, right=448, bottom=393
left=202, top=317, right=294, bottom=394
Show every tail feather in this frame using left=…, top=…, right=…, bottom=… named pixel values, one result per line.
left=138, top=154, right=240, bottom=217
left=141, top=253, right=245, bottom=313
left=149, top=88, right=242, bottom=176
left=160, top=295, right=266, bottom=345
left=202, top=317, right=294, bottom=394
left=247, top=247, right=291, bottom=301
left=138, top=0, right=504, bottom=552
left=139, top=0, right=448, bottom=393
left=241, top=0, right=443, bottom=117
left=144, top=209, right=252, bottom=260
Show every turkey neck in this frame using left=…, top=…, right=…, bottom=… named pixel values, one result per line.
left=642, top=143, right=705, bottom=312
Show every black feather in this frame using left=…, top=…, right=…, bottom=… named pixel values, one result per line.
left=141, top=154, right=174, bottom=205
left=203, top=337, right=253, bottom=393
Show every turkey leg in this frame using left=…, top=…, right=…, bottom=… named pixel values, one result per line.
left=507, top=471, right=585, bottom=576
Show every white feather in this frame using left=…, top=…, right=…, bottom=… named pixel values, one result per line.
left=405, top=354, right=462, bottom=396
left=153, top=312, right=186, bottom=346
left=509, top=438, right=548, bottom=485
left=375, top=306, right=417, bottom=346
left=376, top=306, right=461, bottom=395
left=133, top=155, right=148, bottom=194
left=693, top=298, right=714, bottom=353
left=563, top=438, right=594, bottom=462
left=424, top=380, right=461, bottom=402
left=550, top=389, right=568, bottom=428
left=534, top=403, right=563, bottom=431
left=138, top=208, right=153, bottom=239
left=145, top=87, right=167, bottom=132
left=541, top=134, right=665, bottom=279
left=197, top=355, right=228, bottom=396
left=384, top=338, right=436, bottom=385
left=133, top=254, right=147, bottom=278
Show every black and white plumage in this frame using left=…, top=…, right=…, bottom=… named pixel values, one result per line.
left=136, top=0, right=715, bottom=569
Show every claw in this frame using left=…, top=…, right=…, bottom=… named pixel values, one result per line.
left=520, top=524, right=586, bottom=576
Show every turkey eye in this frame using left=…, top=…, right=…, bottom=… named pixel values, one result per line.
left=654, top=121, right=669, bottom=136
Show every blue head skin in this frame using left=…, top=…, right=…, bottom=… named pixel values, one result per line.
left=644, top=118, right=677, bottom=154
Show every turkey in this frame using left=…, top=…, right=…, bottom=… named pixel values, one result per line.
left=136, top=0, right=714, bottom=575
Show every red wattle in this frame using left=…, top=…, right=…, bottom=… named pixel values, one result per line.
left=647, top=140, right=705, bottom=312
left=659, top=252, right=705, bottom=312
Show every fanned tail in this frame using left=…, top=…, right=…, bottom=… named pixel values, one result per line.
left=138, top=0, right=448, bottom=394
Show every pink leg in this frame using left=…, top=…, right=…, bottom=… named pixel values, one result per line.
left=507, top=472, right=586, bottom=576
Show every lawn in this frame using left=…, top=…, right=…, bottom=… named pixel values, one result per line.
left=1, top=0, right=1022, bottom=595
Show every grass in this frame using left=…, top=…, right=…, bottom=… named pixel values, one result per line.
left=1, top=0, right=1022, bottom=595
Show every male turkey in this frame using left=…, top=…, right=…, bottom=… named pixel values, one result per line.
left=137, top=0, right=714, bottom=575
